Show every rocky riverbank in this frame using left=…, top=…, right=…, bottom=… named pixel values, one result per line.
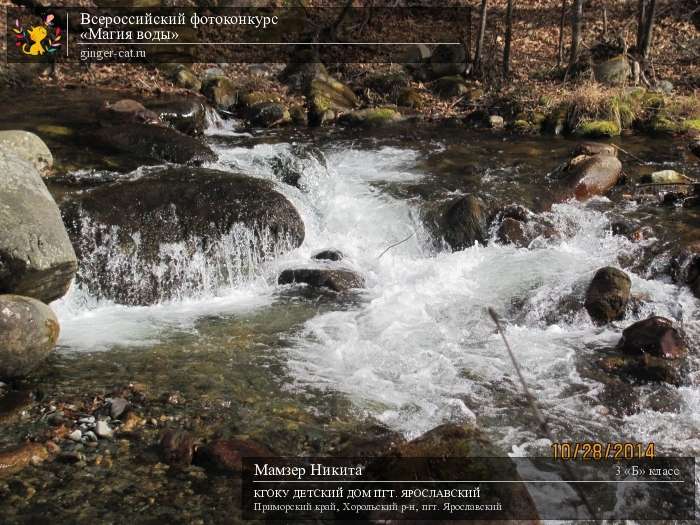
left=0, top=78, right=698, bottom=522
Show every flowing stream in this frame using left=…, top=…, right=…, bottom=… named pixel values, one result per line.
left=1, top=93, right=699, bottom=521
left=52, top=118, right=700, bottom=459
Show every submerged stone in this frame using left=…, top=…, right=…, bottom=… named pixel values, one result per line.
left=0, top=442, right=48, bottom=478
left=194, top=438, right=272, bottom=473
left=160, top=429, right=195, bottom=466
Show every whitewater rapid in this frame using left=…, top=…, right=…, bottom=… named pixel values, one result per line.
left=52, top=126, right=700, bottom=460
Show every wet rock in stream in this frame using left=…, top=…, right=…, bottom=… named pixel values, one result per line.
left=61, top=167, right=306, bottom=305
left=0, top=150, right=77, bottom=302
left=437, top=195, right=490, bottom=250
left=145, top=98, right=208, bottom=136
left=596, top=317, right=690, bottom=385
left=670, top=241, right=700, bottom=299
left=0, top=130, right=53, bottom=176
left=618, top=316, right=688, bottom=360
left=0, top=295, right=59, bottom=380
left=278, top=268, right=364, bottom=293
left=368, top=424, right=540, bottom=524
left=312, top=249, right=344, bottom=262
left=584, top=267, right=631, bottom=324
left=92, top=123, right=216, bottom=166
left=98, top=99, right=161, bottom=126
left=551, top=149, right=623, bottom=201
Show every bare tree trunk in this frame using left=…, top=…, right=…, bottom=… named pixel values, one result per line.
left=467, top=4, right=473, bottom=62
left=557, top=0, right=567, bottom=66
left=636, top=0, right=647, bottom=50
left=602, top=2, right=608, bottom=37
left=640, top=0, right=657, bottom=61
left=474, top=0, right=489, bottom=72
left=503, top=0, right=515, bottom=79
left=566, top=0, right=584, bottom=76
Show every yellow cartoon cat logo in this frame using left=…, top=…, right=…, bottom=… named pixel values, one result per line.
left=14, top=14, right=62, bottom=56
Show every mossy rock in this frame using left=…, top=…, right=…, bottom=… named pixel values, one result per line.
left=289, top=105, right=307, bottom=126
left=682, top=119, right=700, bottom=133
left=246, top=102, right=291, bottom=128
left=512, top=119, right=537, bottom=135
left=397, top=88, right=424, bottom=109
left=338, top=107, right=403, bottom=128
left=201, top=77, right=237, bottom=111
left=649, top=114, right=680, bottom=135
left=531, top=112, right=547, bottom=127
left=575, top=120, right=621, bottom=138
left=365, top=72, right=410, bottom=99
left=610, top=96, right=637, bottom=128
left=174, top=67, right=201, bottom=91
left=239, top=91, right=281, bottom=110
left=308, top=73, right=358, bottom=126
left=642, top=91, right=666, bottom=110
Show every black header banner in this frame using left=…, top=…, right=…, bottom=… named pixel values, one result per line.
left=6, top=6, right=470, bottom=63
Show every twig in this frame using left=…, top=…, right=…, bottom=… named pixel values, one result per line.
left=488, top=308, right=597, bottom=520
left=377, top=232, right=415, bottom=259
left=610, top=144, right=645, bottom=164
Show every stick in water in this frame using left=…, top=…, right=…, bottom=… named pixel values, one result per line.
left=487, top=307, right=597, bottom=520
left=377, top=232, right=415, bottom=259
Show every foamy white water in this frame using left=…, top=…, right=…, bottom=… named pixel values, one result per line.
left=53, top=128, right=700, bottom=463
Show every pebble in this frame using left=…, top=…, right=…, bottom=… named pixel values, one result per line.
left=58, top=451, right=84, bottom=464
left=78, top=416, right=95, bottom=424
left=46, top=411, right=65, bottom=427
left=68, top=429, right=82, bottom=442
left=83, top=431, right=98, bottom=442
left=95, top=420, right=113, bottom=439
left=107, top=397, right=129, bottom=419
left=45, top=441, right=61, bottom=455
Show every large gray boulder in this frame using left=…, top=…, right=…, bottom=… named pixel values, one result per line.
left=61, top=167, right=305, bottom=305
left=0, top=130, right=53, bottom=176
left=0, top=295, right=59, bottom=379
left=593, top=55, right=631, bottom=86
left=0, top=150, right=77, bottom=303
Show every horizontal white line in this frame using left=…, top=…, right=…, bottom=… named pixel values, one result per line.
left=75, top=42, right=460, bottom=45
left=252, top=480, right=684, bottom=483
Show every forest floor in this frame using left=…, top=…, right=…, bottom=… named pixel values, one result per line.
left=0, top=0, right=698, bottom=130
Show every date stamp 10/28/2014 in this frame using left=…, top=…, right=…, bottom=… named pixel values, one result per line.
left=551, top=441, right=656, bottom=460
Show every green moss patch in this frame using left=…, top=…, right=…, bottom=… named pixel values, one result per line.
left=576, top=120, right=621, bottom=138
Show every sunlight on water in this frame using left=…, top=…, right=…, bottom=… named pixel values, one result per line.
left=53, top=136, right=700, bottom=463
